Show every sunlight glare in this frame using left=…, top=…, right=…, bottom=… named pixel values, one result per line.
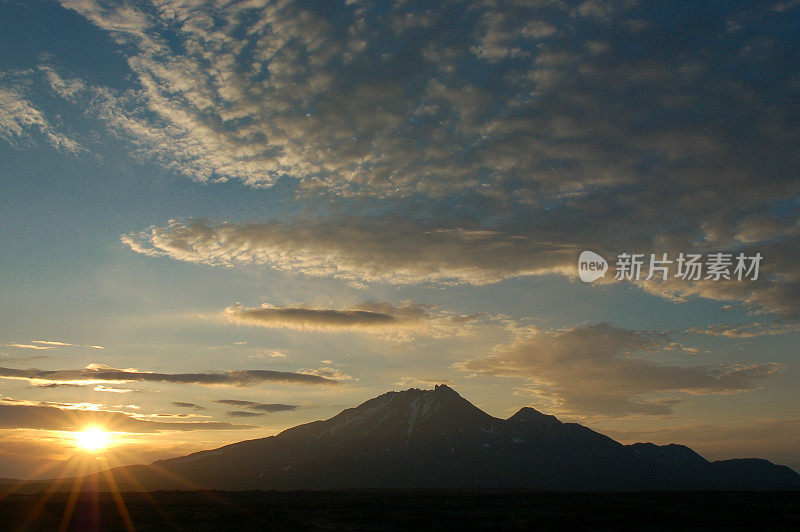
left=75, top=428, right=111, bottom=451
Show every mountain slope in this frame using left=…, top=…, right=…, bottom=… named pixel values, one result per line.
left=52, top=385, right=800, bottom=491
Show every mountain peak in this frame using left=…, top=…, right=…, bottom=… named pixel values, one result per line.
left=432, top=383, right=461, bottom=396
left=508, top=406, right=561, bottom=425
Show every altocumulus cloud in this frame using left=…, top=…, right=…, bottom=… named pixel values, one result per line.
left=455, top=323, right=782, bottom=416
left=0, top=363, right=340, bottom=387
left=0, top=87, right=82, bottom=154
left=38, top=0, right=795, bottom=203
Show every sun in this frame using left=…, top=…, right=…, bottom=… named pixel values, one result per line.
left=75, top=427, right=112, bottom=451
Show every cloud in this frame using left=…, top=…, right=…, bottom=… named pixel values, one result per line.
left=455, top=323, right=782, bottom=416
left=0, top=1, right=791, bottom=318
left=223, top=300, right=463, bottom=333
left=92, top=385, right=135, bottom=393
left=4, top=340, right=104, bottom=351
left=248, top=349, right=287, bottom=360
left=6, top=344, right=53, bottom=350
left=223, top=301, right=480, bottom=344
left=172, top=402, right=206, bottom=410
left=4, top=2, right=796, bottom=318
left=630, top=239, right=800, bottom=320
left=0, top=401, right=255, bottom=433
left=301, top=367, right=354, bottom=381
left=214, top=399, right=299, bottom=415
left=31, top=340, right=75, bottom=347
left=40, top=0, right=782, bottom=319
left=1, top=2, right=792, bottom=228
left=36, top=0, right=794, bottom=207
left=123, top=218, right=572, bottom=285
left=225, top=304, right=398, bottom=330
left=0, top=363, right=341, bottom=388
left=395, top=377, right=453, bottom=388
left=225, top=411, right=264, bottom=418
left=0, top=86, right=82, bottom=154
left=686, top=323, right=800, bottom=338
left=125, top=218, right=800, bottom=320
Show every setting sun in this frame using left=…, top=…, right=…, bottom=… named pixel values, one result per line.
left=75, top=428, right=111, bottom=452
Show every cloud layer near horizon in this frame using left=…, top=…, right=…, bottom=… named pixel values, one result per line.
left=0, top=402, right=255, bottom=433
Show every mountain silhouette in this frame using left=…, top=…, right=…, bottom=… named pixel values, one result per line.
left=31, top=385, right=800, bottom=491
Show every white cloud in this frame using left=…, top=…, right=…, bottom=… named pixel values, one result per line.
left=0, top=87, right=82, bottom=154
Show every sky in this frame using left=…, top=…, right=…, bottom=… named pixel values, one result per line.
left=0, top=0, right=799, bottom=478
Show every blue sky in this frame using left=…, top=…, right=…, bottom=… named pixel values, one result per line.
left=1, top=0, right=799, bottom=477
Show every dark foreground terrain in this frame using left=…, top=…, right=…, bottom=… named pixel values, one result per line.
left=0, top=490, right=798, bottom=531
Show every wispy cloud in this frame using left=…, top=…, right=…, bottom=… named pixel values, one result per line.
left=686, top=322, right=800, bottom=338
left=0, top=363, right=341, bottom=388
left=31, top=341, right=74, bottom=347
left=300, top=367, right=353, bottom=381
left=6, top=344, right=53, bottom=351
left=223, top=300, right=471, bottom=334
left=4, top=340, right=104, bottom=351
left=395, top=377, right=453, bottom=388
left=172, top=402, right=206, bottom=411
left=225, top=304, right=401, bottom=330
left=214, top=399, right=298, bottom=417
